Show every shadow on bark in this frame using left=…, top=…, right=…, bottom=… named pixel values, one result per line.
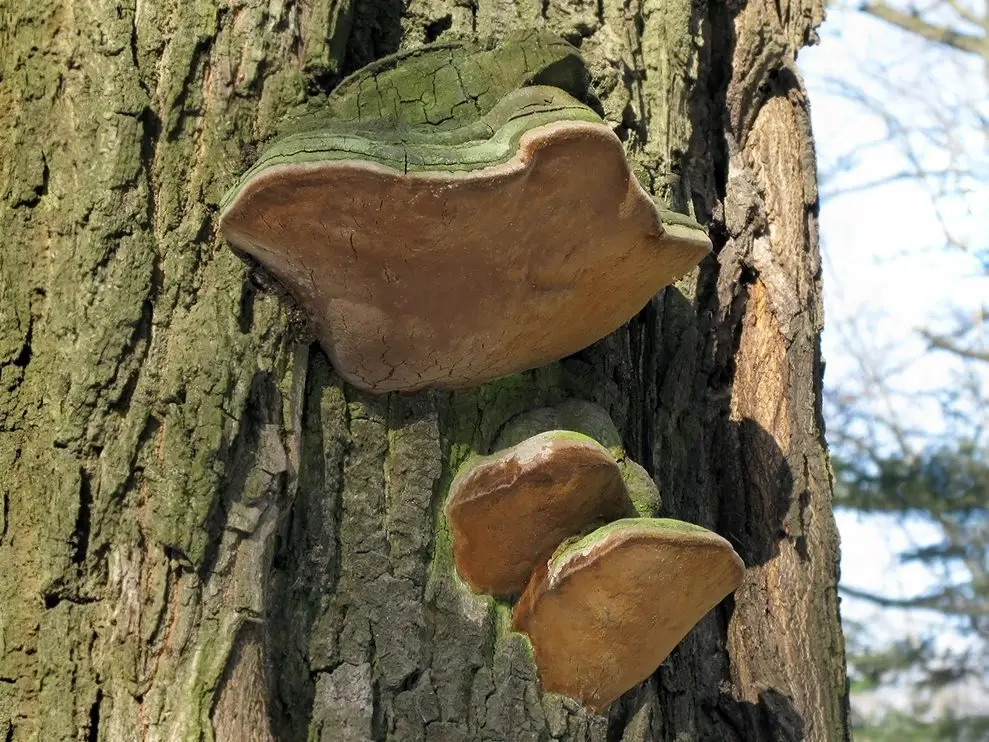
left=343, top=0, right=406, bottom=75
left=707, top=687, right=806, bottom=742
left=721, top=416, right=798, bottom=568
left=264, top=355, right=346, bottom=741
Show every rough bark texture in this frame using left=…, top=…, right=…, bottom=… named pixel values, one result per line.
left=0, top=0, right=848, bottom=741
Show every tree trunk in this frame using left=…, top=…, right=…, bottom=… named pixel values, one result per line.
left=0, top=0, right=848, bottom=740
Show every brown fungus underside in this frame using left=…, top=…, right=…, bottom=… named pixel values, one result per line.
left=445, top=431, right=635, bottom=597
left=220, top=115, right=710, bottom=393
left=512, top=519, right=746, bottom=712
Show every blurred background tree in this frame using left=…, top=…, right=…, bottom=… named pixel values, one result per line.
left=803, top=0, right=988, bottom=737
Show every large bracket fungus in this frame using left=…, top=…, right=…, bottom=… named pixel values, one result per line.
left=444, top=404, right=744, bottom=712
left=219, top=31, right=711, bottom=393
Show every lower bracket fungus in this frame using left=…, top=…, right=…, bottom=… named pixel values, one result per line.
left=445, top=431, right=636, bottom=598
left=218, top=32, right=711, bottom=393
left=444, top=415, right=745, bottom=712
left=512, top=519, right=745, bottom=711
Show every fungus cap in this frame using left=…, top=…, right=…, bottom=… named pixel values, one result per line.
left=512, top=518, right=745, bottom=711
left=445, top=431, right=635, bottom=597
left=219, top=87, right=711, bottom=393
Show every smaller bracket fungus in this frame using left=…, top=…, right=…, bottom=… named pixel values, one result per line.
left=445, top=431, right=636, bottom=597
left=512, top=518, right=745, bottom=711
left=494, top=399, right=625, bottom=454
left=493, top=400, right=662, bottom=517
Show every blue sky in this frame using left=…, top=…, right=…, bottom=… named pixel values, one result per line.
left=798, top=3, right=988, bottom=716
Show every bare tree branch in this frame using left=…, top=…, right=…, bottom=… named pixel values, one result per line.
left=860, top=3, right=986, bottom=55
left=821, top=167, right=982, bottom=199
left=841, top=584, right=989, bottom=617
left=923, top=330, right=989, bottom=362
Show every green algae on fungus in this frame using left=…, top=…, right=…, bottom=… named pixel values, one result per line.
left=284, top=29, right=592, bottom=133
left=493, top=399, right=625, bottom=456
left=493, top=400, right=660, bottom=514
left=619, top=460, right=662, bottom=516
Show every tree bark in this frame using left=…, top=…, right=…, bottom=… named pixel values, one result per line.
left=0, top=0, right=848, bottom=740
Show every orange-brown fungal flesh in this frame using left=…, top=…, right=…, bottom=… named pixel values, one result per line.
left=219, top=119, right=710, bottom=393
left=445, top=432, right=635, bottom=598
left=512, top=518, right=745, bottom=712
